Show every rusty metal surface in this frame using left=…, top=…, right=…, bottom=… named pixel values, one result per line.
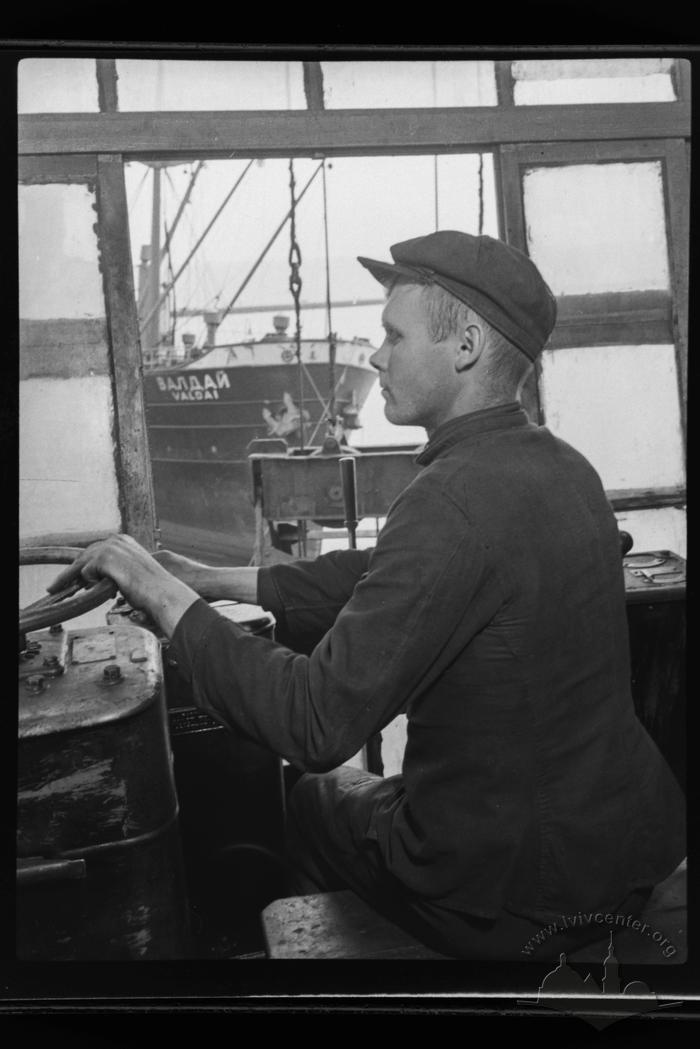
left=18, top=625, right=161, bottom=738
left=624, top=550, right=686, bottom=604
left=17, top=685, right=176, bottom=855
left=16, top=820, right=189, bottom=961
left=251, top=450, right=422, bottom=521
left=17, top=622, right=190, bottom=959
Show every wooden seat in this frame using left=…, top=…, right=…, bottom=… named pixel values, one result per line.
left=261, top=890, right=448, bottom=959
left=262, top=860, right=687, bottom=961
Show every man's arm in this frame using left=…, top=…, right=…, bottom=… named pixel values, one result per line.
left=48, top=541, right=372, bottom=646
left=154, top=547, right=372, bottom=649
left=152, top=550, right=261, bottom=604
left=47, top=491, right=500, bottom=772
left=258, top=548, right=372, bottom=648
left=168, top=482, right=502, bottom=771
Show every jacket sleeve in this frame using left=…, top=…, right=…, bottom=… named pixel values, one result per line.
left=168, top=477, right=504, bottom=772
left=257, top=547, right=372, bottom=651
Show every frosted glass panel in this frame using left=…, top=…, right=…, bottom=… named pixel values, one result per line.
left=18, top=58, right=99, bottom=113
left=20, top=377, right=122, bottom=538
left=19, top=184, right=104, bottom=320
left=540, top=344, right=685, bottom=491
left=512, top=58, right=677, bottom=105
left=434, top=154, right=498, bottom=235
left=322, top=61, right=497, bottom=108
left=116, top=60, right=305, bottom=110
left=523, top=162, right=670, bottom=295
left=615, top=507, right=686, bottom=560
left=19, top=182, right=120, bottom=545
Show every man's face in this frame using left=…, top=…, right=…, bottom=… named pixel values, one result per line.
left=370, top=284, right=458, bottom=433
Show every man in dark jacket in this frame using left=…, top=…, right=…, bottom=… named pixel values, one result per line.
left=49, top=231, right=686, bottom=959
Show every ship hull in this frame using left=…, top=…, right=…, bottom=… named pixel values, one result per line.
left=143, top=348, right=377, bottom=565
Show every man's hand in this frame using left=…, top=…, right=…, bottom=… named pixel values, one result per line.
left=47, top=534, right=200, bottom=638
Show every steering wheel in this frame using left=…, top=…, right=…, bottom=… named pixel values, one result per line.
left=20, top=546, right=117, bottom=635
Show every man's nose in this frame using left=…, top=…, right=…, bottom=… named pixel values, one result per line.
left=369, top=341, right=389, bottom=372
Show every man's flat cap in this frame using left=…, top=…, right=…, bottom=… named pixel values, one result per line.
left=358, top=230, right=557, bottom=360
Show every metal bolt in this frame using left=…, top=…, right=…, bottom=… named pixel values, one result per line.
left=103, top=663, right=122, bottom=683
left=26, top=640, right=42, bottom=653
left=49, top=623, right=64, bottom=634
left=42, top=655, right=64, bottom=677
left=25, top=675, right=46, bottom=694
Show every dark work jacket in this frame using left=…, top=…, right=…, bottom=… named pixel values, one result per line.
left=170, top=403, right=686, bottom=922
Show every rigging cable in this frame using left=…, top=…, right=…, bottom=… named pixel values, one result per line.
left=139, top=159, right=255, bottom=337
left=431, top=62, right=439, bottom=232
left=128, top=165, right=150, bottom=213
left=478, top=153, right=485, bottom=236
left=216, top=162, right=323, bottom=327
left=163, top=216, right=178, bottom=349
left=173, top=206, right=212, bottom=345
left=288, top=159, right=308, bottom=558
left=288, top=159, right=306, bottom=454
left=160, top=161, right=205, bottom=263
left=321, top=159, right=337, bottom=430
left=433, top=156, right=440, bottom=231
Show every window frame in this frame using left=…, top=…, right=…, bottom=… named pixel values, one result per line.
left=497, top=138, right=688, bottom=511
left=18, top=151, right=158, bottom=549
left=17, top=58, right=689, bottom=524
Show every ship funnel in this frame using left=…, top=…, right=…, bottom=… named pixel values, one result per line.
left=273, top=314, right=290, bottom=334
left=203, top=310, right=222, bottom=348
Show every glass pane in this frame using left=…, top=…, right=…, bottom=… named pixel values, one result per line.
left=523, top=162, right=670, bottom=295
left=19, top=183, right=121, bottom=542
left=18, top=58, right=99, bottom=113
left=125, top=151, right=498, bottom=561
left=116, top=59, right=305, bottom=110
left=614, top=506, right=686, bottom=560
left=435, top=154, right=498, bottom=236
left=126, top=153, right=498, bottom=436
left=539, top=344, right=685, bottom=491
left=322, top=61, right=497, bottom=108
left=19, top=184, right=105, bottom=319
left=20, top=377, right=122, bottom=537
left=126, top=152, right=498, bottom=349
left=512, top=58, right=677, bottom=104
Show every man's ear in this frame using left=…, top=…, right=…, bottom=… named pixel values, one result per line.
left=454, top=323, right=484, bottom=372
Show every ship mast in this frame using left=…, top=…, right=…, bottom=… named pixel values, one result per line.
left=143, top=164, right=162, bottom=353
left=139, top=161, right=254, bottom=352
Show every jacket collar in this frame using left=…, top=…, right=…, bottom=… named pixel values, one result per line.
left=415, top=402, right=531, bottom=466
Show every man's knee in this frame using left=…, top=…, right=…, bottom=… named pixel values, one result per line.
left=285, top=766, right=388, bottom=897
left=288, top=765, right=380, bottom=826
left=287, top=769, right=336, bottom=828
